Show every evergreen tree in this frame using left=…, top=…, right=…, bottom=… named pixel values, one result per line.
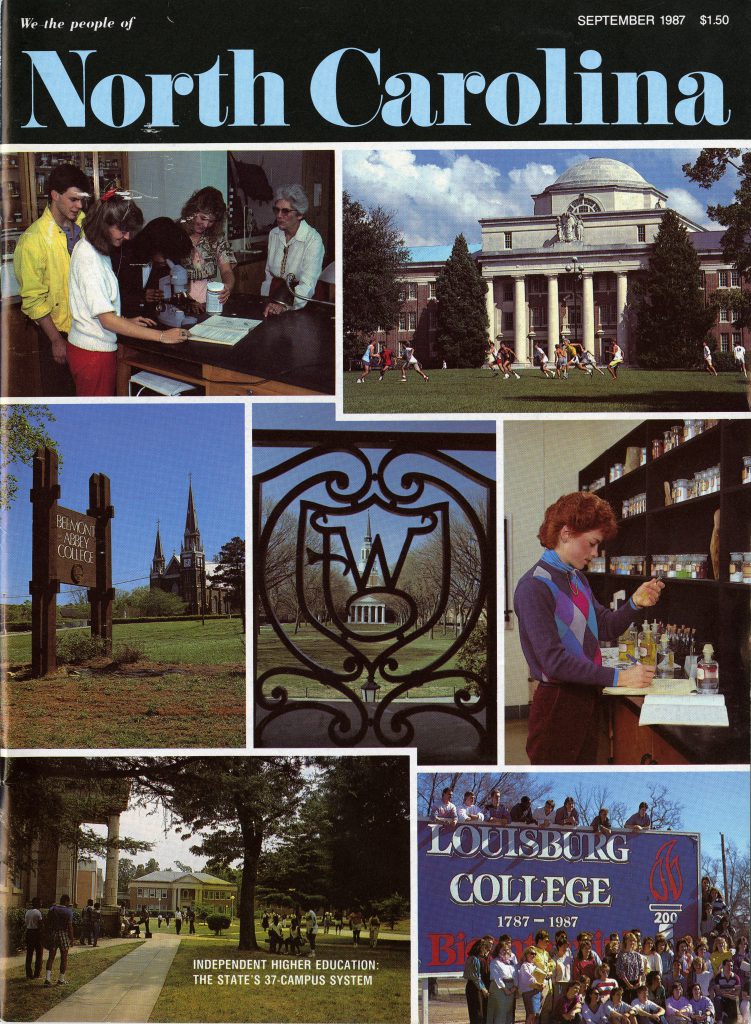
left=343, top=192, right=409, bottom=363
left=211, top=537, right=245, bottom=631
left=435, top=235, right=488, bottom=368
left=631, top=210, right=716, bottom=368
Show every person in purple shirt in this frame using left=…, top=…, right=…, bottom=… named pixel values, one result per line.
left=513, top=491, right=664, bottom=764
left=484, top=789, right=512, bottom=824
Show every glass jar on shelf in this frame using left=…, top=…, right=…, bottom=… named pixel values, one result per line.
left=663, top=429, right=673, bottom=452
left=673, top=478, right=690, bottom=503
left=742, top=456, right=751, bottom=485
left=743, top=553, right=751, bottom=585
left=729, top=553, right=744, bottom=583
left=652, top=437, right=664, bottom=460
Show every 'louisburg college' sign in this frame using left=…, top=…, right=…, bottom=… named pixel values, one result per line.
left=418, top=822, right=700, bottom=973
left=52, top=505, right=97, bottom=586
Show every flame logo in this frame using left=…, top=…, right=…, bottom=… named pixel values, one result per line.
left=649, top=840, right=683, bottom=903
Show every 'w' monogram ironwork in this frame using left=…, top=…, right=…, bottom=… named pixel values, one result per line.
left=253, top=429, right=496, bottom=762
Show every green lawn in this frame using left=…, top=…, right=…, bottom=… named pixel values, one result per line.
left=3, top=619, right=245, bottom=749
left=3, top=618, right=244, bottom=666
left=150, top=922, right=410, bottom=1023
left=2, top=941, right=143, bottom=1022
left=256, top=624, right=472, bottom=699
left=343, top=368, right=750, bottom=413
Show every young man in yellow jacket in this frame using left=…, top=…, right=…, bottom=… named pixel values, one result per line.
left=13, top=163, right=90, bottom=395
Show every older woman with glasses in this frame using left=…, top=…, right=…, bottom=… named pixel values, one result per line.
left=179, top=186, right=236, bottom=307
left=262, top=184, right=324, bottom=316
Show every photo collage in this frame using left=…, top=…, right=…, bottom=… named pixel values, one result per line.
left=1, top=4, right=749, bottom=1024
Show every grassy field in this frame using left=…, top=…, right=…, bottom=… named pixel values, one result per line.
left=256, top=624, right=471, bottom=699
left=343, top=368, right=750, bottom=413
left=3, top=619, right=245, bottom=749
left=150, top=922, right=410, bottom=1023
left=1, top=941, right=143, bottom=1022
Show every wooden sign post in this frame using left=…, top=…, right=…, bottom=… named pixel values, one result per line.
left=29, top=447, right=114, bottom=677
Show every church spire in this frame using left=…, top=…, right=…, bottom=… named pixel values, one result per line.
left=364, top=511, right=372, bottom=543
left=183, top=477, right=202, bottom=554
left=151, top=521, right=165, bottom=578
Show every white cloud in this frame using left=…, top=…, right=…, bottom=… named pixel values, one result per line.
left=666, top=187, right=713, bottom=227
left=343, top=150, right=558, bottom=246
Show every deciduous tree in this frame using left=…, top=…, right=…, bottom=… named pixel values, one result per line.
left=683, top=148, right=751, bottom=327
left=0, top=405, right=57, bottom=508
left=343, top=193, right=409, bottom=362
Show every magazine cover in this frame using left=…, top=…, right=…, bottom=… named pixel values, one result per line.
left=1, top=1, right=749, bottom=1022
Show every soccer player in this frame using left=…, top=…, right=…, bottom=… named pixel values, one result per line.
left=733, top=341, right=747, bottom=378
left=399, top=343, right=429, bottom=382
left=484, top=337, right=501, bottom=375
left=498, top=340, right=520, bottom=379
left=702, top=342, right=718, bottom=377
left=607, top=341, right=624, bottom=380
left=555, top=341, right=568, bottom=379
left=580, top=347, right=606, bottom=376
left=534, top=342, right=555, bottom=378
left=378, top=345, right=395, bottom=381
left=356, top=337, right=377, bottom=383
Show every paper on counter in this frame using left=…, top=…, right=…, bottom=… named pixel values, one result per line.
left=639, top=694, right=728, bottom=727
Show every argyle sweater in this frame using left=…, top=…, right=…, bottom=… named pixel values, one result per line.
left=514, top=549, right=645, bottom=688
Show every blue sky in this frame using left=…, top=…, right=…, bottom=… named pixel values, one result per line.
left=1, top=404, right=245, bottom=602
left=343, top=147, right=740, bottom=246
left=418, top=771, right=749, bottom=862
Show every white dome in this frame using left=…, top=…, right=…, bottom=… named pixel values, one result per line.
left=552, top=158, right=650, bottom=189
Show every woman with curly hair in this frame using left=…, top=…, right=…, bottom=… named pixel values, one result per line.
left=179, top=186, right=236, bottom=306
left=513, top=491, right=664, bottom=764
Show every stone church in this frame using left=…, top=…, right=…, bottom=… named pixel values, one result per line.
left=149, top=482, right=232, bottom=615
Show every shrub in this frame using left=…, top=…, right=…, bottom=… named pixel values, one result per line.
left=206, top=914, right=231, bottom=936
left=56, top=632, right=107, bottom=664
left=713, top=351, right=737, bottom=373
left=5, top=906, right=27, bottom=953
left=111, top=642, right=145, bottom=666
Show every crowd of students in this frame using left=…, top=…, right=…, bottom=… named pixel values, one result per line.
left=462, top=917, right=748, bottom=1024
left=260, top=908, right=383, bottom=952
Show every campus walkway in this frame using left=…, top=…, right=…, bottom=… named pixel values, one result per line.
left=36, top=931, right=180, bottom=1022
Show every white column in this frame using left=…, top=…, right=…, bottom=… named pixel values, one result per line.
left=546, top=274, right=559, bottom=359
left=104, top=814, right=120, bottom=908
left=513, top=276, right=526, bottom=361
left=616, top=272, right=629, bottom=361
left=485, top=277, right=496, bottom=340
left=582, top=273, right=595, bottom=354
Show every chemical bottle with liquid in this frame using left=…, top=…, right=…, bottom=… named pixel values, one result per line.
left=696, top=644, right=719, bottom=695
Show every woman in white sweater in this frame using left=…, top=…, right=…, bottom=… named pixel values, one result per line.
left=67, top=190, right=187, bottom=396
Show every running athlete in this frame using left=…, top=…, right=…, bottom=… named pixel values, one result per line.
left=534, top=342, right=555, bottom=378
left=400, top=343, right=430, bottom=382
left=566, top=340, right=581, bottom=372
left=497, top=341, right=520, bottom=379
left=733, top=342, right=747, bottom=378
left=579, top=347, right=605, bottom=376
left=357, top=338, right=377, bottom=383
left=379, top=345, right=395, bottom=381
left=484, top=338, right=500, bottom=375
left=703, top=342, right=718, bottom=377
left=555, top=342, right=568, bottom=378
left=607, top=341, right=624, bottom=379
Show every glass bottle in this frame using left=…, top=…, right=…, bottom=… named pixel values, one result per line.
left=656, top=633, right=674, bottom=678
left=696, top=644, right=719, bottom=695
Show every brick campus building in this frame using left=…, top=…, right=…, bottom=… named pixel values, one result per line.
left=374, top=157, right=748, bottom=368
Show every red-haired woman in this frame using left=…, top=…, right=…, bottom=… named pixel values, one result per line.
left=513, top=491, right=664, bottom=764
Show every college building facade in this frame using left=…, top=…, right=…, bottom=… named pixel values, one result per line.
left=375, top=157, right=748, bottom=367
left=128, top=870, right=237, bottom=916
